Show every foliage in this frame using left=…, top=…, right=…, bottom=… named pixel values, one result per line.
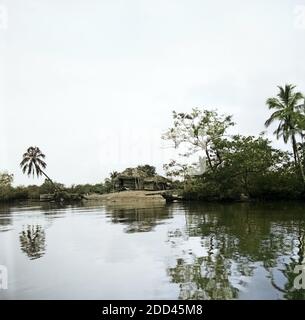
left=217, top=135, right=290, bottom=196
left=163, top=104, right=305, bottom=201
left=163, top=160, right=189, bottom=180
left=162, top=108, right=234, bottom=171
left=3, top=86, right=305, bottom=203
left=120, top=165, right=157, bottom=177
left=136, top=165, right=156, bottom=177
left=20, top=147, right=47, bottom=177
left=0, top=172, right=14, bottom=187
left=40, top=179, right=64, bottom=194
left=265, top=84, right=305, bottom=183
left=20, top=146, right=57, bottom=189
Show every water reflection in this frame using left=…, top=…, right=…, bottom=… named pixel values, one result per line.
left=19, top=225, right=46, bottom=260
left=168, top=256, right=240, bottom=299
left=106, top=204, right=172, bottom=233
left=1, top=201, right=305, bottom=299
left=0, top=205, right=12, bottom=232
left=272, top=224, right=305, bottom=300
left=0, top=216, right=12, bottom=232
left=167, top=203, right=305, bottom=299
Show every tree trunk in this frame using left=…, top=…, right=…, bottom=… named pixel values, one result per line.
left=205, top=149, right=213, bottom=171
left=292, top=135, right=305, bottom=185
left=216, top=149, right=222, bottom=166
left=41, top=171, right=58, bottom=192
left=292, top=136, right=298, bottom=165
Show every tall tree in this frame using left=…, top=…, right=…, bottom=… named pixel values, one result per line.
left=0, top=171, right=13, bottom=187
left=265, top=84, right=305, bottom=183
left=136, top=165, right=156, bottom=177
left=162, top=108, right=234, bottom=172
left=110, top=171, right=119, bottom=181
left=109, top=171, right=119, bottom=192
left=20, top=146, right=56, bottom=190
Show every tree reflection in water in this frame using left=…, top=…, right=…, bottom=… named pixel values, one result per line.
left=167, top=203, right=305, bottom=300
left=19, top=225, right=46, bottom=260
left=270, top=224, right=305, bottom=300
left=0, top=205, right=12, bottom=232
left=106, top=204, right=172, bottom=233
left=0, top=216, right=12, bottom=232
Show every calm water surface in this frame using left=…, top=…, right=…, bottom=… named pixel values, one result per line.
left=0, top=201, right=305, bottom=300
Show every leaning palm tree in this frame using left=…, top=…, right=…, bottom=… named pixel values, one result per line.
left=265, top=84, right=305, bottom=183
left=20, top=146, right=56, bottom=189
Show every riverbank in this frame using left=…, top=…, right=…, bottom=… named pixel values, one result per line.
left=84, top=190, right=167, bottom=204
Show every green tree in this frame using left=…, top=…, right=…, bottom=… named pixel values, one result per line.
left=40, top=179, right=64, bottom=194
left=220, top=135, right=287, bottom=196
left=0, top=172, right=15, bottom=201
left=136, top=165, right=156, bottom=177
left=162, top=108, right=234, bottom=172
left=20, top=146, right=57, bottom=191
left=265, top=84, right=305, bottom=184
left=103, top=178, right=113, bottom=193
left=109, top=171, right=119, bottom=192
left=181, top=135, right=292, bottom=200
left=163, top=160, right=189, bottom=180
left=110, top=171, right=119, bottom=180
left=0, top=171, right=13, bottom=187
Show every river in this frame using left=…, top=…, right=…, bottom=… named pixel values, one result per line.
left=0, top=201, right=305, bottom=299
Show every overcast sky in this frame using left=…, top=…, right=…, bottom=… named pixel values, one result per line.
left=1, top=0, right=305, bottom=186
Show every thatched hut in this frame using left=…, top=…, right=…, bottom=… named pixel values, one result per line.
left=143, top=175, right=170, bottom=191
left=114, top=168, right=170, bottom=191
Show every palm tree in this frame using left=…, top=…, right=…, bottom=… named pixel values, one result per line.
left=110, top=171, right=119, bottom=192
left=265, top=84, right=305, bottom=183
left=110, top=171, right=119, bottom=180
left=19, top=225, right=46, bottom=260
left=20, top=146, right=56, bottom=189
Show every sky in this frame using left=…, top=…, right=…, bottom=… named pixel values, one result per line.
left=1, top=0, right=305, bottom=186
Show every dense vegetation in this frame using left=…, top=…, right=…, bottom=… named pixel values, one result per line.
left=1, top=84, right=305, bottom=203
left=0, top=165, right=158, bottom=203
left=162, top=84, right=305, bottom=201
left=0, top=172, right=115, bottom=202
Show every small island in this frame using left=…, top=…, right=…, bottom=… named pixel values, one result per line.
left=1, top=85, right=305, bottom=205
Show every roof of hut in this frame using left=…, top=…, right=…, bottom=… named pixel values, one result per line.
left=118, top=167, right=150, bottom=178
left=143, top=175, right=169, bottom=183
left=115, top=168, right=169, bottom=182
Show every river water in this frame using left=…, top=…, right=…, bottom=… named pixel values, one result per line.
left=0, top=201, right=305, bottom=299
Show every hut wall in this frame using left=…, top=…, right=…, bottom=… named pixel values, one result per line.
left=144, top=182, right=156, bottom=191
left=122, top=178, right=137, bottom=190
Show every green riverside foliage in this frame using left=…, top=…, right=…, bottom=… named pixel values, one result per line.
left=2, top=85, right=305, bottom=203
left=163, top=96, right=305, bottom=201
left=0, top=176, right=112, bottom=203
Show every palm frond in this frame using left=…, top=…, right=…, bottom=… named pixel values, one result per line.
left=20, top=146, right=47, bottom=178
left=266, top=84, right=305, bottom=147
left=266, top=97, right=283, bottom=110
left=264, top=110, right=283, bottom=127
